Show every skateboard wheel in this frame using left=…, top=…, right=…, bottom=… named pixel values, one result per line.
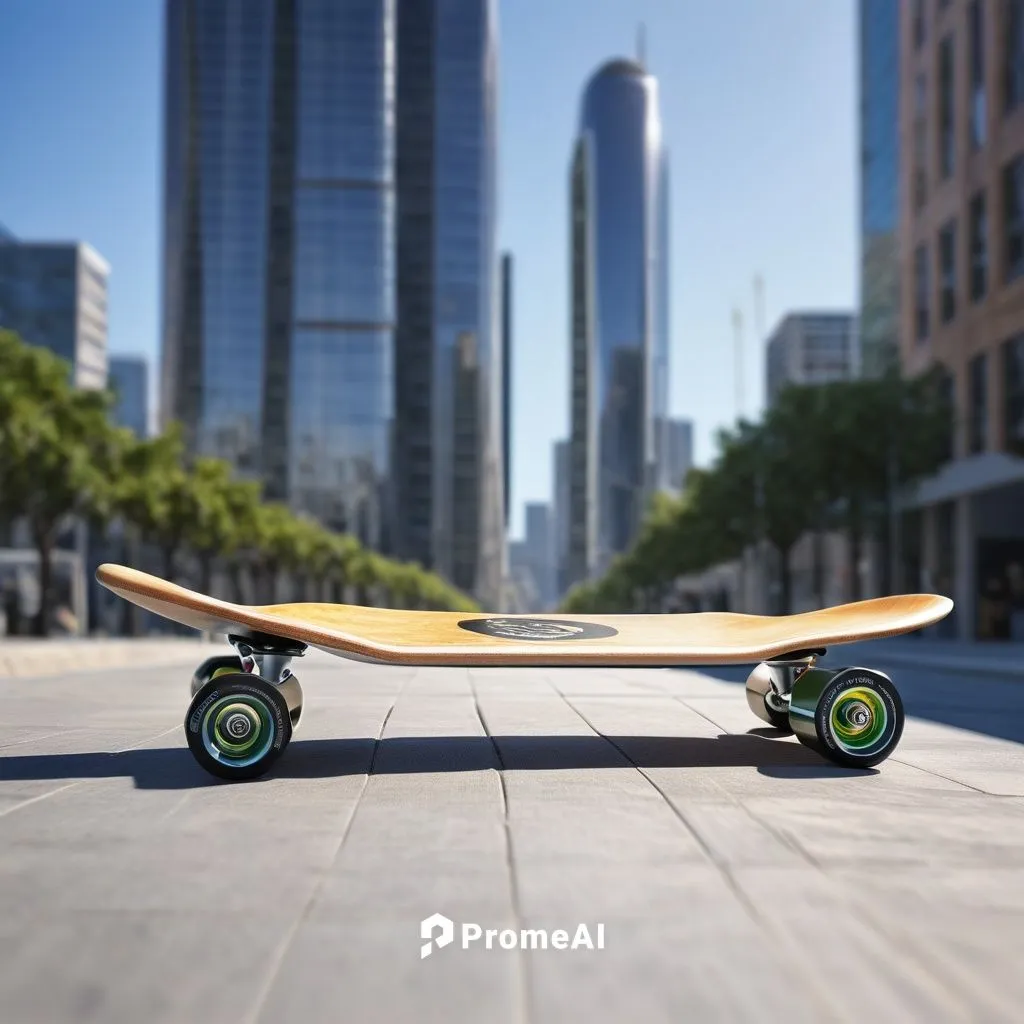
left=190, top=654, right=244, bottom=697
left=744, top=663, right=792, bottom=732
left=185, top=673, right=292, bottom=781
left=788, top=667, right=904, bottom=768
left=276, top=674, right=304, bottom=729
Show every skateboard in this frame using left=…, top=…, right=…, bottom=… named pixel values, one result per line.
left=96, top=563, right=953, bottom=781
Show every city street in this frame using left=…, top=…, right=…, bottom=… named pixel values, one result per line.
left=1, top=643, right=1023, bottom=1023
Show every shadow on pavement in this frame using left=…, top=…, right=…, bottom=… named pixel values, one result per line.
left=0, top=731, right=873, bottom=789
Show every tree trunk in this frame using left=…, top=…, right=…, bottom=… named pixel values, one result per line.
left=32, top=527, right=55, bottom=637
left=812, top=530, right=825, bottom=608
left=228, top=561, right=245, bottom=604
left=849, top=527, right=863, bottom=601
left=162, top=544, right=176, bottom=583
left=120, top=528, right=140, bottom=637
left=778, top=544, right=793, bottom=615
left=199, top=551, right=214, bottom=597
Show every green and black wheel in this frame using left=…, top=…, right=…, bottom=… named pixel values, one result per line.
left=185, top=672, right=292, bottom=781
left=788, top=666, right=904, bottom=769
left=190, top=654, right=245, bottom=697
left=744, top=662, right=792, bottom=732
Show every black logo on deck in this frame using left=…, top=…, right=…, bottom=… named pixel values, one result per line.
left=457, top=617, right=618, bottom=641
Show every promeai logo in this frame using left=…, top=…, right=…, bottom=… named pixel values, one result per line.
left=420, top=913, right=455, bottom=959
left=420, top=913, right=605, bottom=957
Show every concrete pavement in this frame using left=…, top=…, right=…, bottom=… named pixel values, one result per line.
left=0, top=646, right=1023, bottom=1022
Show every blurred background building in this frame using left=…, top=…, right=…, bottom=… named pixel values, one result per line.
left=656, top=417, right=694, bottom=495
left=552, top=438, right=571, bottom=599
left=0, top=231, right=109, bottom=390
left=162, top=0, right=396, bottom=551
left=391, top=0, right=501, bottom=603
left=897, top=0, right=1024, bottom=640
left=161, top=0, right=503, bottom=604
left=858, top=0, right=901, bottom=378
left=108, top=355, right=149, bottom=438
left=765, top=312, right=857, bottom=404
left=566, top=55, right=669, bottom=590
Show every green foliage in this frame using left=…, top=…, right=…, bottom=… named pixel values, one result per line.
left=559, top=373, right=953, bottom=615
left=0, top=331, right=478, bottom=631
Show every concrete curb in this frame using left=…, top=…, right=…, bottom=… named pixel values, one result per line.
left=0, top=639, right=213, bottom=679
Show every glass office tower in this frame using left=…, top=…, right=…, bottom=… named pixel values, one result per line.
left=567, top=58, right=668, bottom=584
left=858, top=0, right=900, bottom=377
left=162, top=0, right=395, bottom=548
left=393, top=0, right=501, bottom=601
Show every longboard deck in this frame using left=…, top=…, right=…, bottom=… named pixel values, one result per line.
left=96, top=564, right=953, bottom=667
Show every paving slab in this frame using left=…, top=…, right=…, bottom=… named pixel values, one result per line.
left=0, top=647, right=1021, bottom=1022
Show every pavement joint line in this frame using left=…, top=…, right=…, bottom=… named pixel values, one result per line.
left=549, top=680, right=766, bottom=916
left=889, top=756, right=1009, bottom=797
left=549, top=672, right=970, bottom=1018
left=0, top=728, right=78, bottom=751
left=673, top=675, right=1020, bottom=1014
left=244, top=672, right=411, bottom=1024
left=469, top=670, right=532, bottom=1024
left=541, top=680, right=879, bottom=1016
left=645, top=673, right=982, bottom=1016
left=0, top=780, right=81, bottom=821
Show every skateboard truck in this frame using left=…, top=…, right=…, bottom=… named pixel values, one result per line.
left=763, top=648, right=825, bottom=697
left=228, top=632, right=307, bottom=685
left=745, top=649, right=824, bottom=730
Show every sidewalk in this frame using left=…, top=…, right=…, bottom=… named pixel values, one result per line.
left=0, top=636, right=212, bottom=679
left=850, top=635, right=1024, bottom=679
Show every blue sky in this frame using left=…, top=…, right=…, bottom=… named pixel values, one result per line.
left=0, top=0, right=856, bottom=540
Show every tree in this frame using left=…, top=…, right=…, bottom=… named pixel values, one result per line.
left=117, top=426, right=193, bottom=583
left=181, top=457, right=237, bottom=596
left=0, top=332, right=122, bottom=634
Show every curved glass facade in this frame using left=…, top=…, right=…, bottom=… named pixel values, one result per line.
left=162, top=0, right=395, bottom=547
left=569, top=60, right=667, bottom=578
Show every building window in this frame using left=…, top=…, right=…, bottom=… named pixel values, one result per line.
left=938, top=35, right=955, bottom=178
left=1006, top=335, right=1024, bottom=455
left=913, top=0, right=926, bottom=50
left=1004, top=154, right=1024, bottom=282
left=939, top=219, right=957, bottom=323
left=914, top=73, right=928, bottom=209
left=1007, top=0, right=1024, bottom=113
left=915, top=243, right=930, bottom=342
left=968, top=352, right=988, bottom=453
left=969, top=1, right=987, bottom=147
left=970, top=190, right=988, bottom=301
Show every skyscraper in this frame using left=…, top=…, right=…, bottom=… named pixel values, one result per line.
left=392, top=0, right=502, bottom=602
left=552, top=438, right=571, bottom=598
left=567, top=57, right=668, bottom=587
left=162, top=0, right=395, bottom=548
left=500, top=251, right=512, bottom=529
left=657, top=418, right=693, bottom=495
left=108, top=355, right=149, bottom=438
left=0, top=232, right=109, bottom=390
left=859, top=0, right=901, bottom=377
